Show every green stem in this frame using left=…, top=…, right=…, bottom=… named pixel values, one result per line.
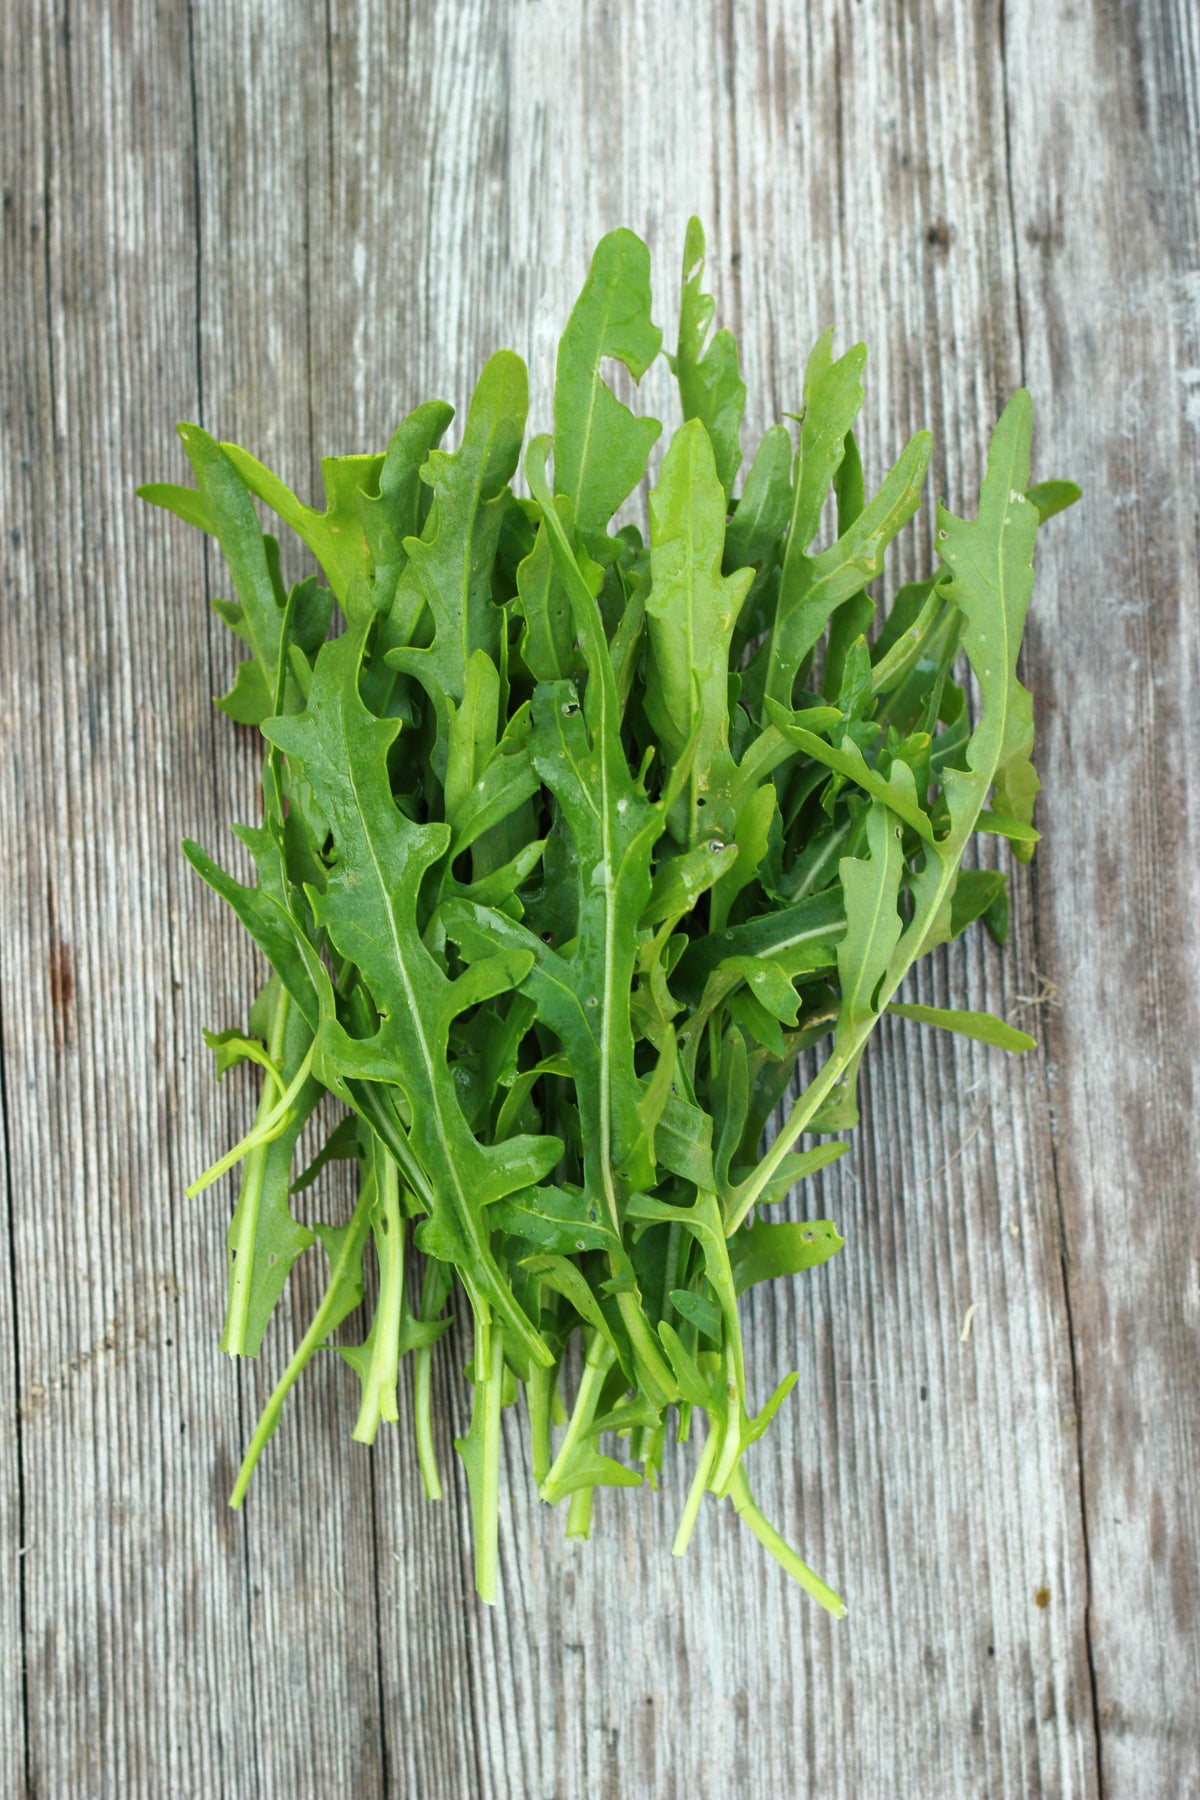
left=229, top=1177, right=376, bottom=1506
left=729, top=1467, right=846, bottom=1618
left=526, top=1360, right=557, bottom=1490
left=189, top=1031, right=316, bottom=1197
left=220, top=985, right=291, bottom=1356
left=541, top=1331, right=614, bottom=1505
left=413, top=1347, right=440, bottom=1500
left=351, top=1148, right=405, bottom=1444
left=614, top=1288, right=678, bottom=1409
left=413, top=1259, right=452, bottom=1501
left=472, top=1328, right=506, bottom=1605
left=725, top=1025, right=867, bottom=1236
left=672, top=1417, right=719, bottom=1556
left=566, top=1486, right=595, bottom=1539
left=711, top=1339, right=746, bottom=1497
left=869, top=589, right=944, bottom=698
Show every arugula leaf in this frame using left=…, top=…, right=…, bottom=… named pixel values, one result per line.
left=672, top=216, right=746, bottom=499
left=887, top=1002, right=1036, bottom=1052
left=645, top=418, right=754, bottom=842
left=387, top=351, right=529, bottom=770
left=264, top=626, right=559, bottom=1369
left=552, top=227, right=662, bottom=555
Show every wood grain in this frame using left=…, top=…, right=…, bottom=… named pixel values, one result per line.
left=1, top=0, right=1196, bottom=1794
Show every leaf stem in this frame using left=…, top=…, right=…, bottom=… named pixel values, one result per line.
left=566, top=1486, right=595, bottom=1538
left=188, top=1031, right=316, bottom=1197
left=229, top=1177, right=376, bottom=1506
left=672, top=1417, right=718, bottom=1556
left=413, top=1259, right=452, bottom=1501
left=711, top=1339, right=745, bottom=1496
left=220, top=983, right=292, bottom=1356
left=728, top=1467, right=846, bottom=1618
left=614, top=1287, right=678, bottom=1407
left=471, top=1327, right=506, bottom=1605
left=526, top=1360, right=557, bottom=1490
left=351, top=1148, right=405, bottom=1444
left=725, top=1027, right=865, bottom=1235
left=541, top=1330, right=614, bottom=1505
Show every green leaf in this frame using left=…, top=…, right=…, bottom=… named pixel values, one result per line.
left=977, top=807, right=1040, bottom=845
left=731, top=1218, right=844, bottom=1295
left=136, top=480, right=215, bottom=534
left=947, top=868, right=1009, bottom=943
left=290, top=1114, right=359, bottom=1193
left=182, top=836, right=320, bottom=1030
left=514, top=515, right=579, bottom=683
left=748, top=1143, right=849, bottom=1211
left=763, top=700, right=935, bottom=842
left=673, top=885, right=845, bottom=1000
left=725, top=956, right=800, bottom=1026
left=203, top=1026, right=279, bottom=1085
left=673, top=217, right=746, bottom=499
left=725, top=424, right=793, bottom=571
left=836, top=800, right=905, bottom=1039
left=669, top=1287, right=722, bottom=1342
left=520, top=1254, right=627, bottom=1370
left=934, top=389, right=1040, bottom=857
left=263, top=626, right=558, bottom=1368
left=490, top=1185, right=614, bottom=1254
left=387, top=351, right=529, bottom=768
left=177, top=424, right=282, bottom=680
left=553, top=228, right=663, bottom=554
left=645, top=419, right=754, bottom=842
left=887, top=1002, right=1036, bottom=1052
left=220, top=440, right=383, bottom=607
left=215, top=657, right=273, bottom=725
left=765, top=405, right=931, bottom=715
left=1025, top=478, right=1080, bottom=523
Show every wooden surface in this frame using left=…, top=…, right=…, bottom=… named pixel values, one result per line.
left=2, top=1, right=1198, bottom=1794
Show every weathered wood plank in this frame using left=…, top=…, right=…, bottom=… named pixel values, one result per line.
left=1006, top=0, right=1200, bottom=1791
left=186, top=2, right=389, bottom=1792
left=0, top=3, right=264, bottom=1792
left=0, top=4, right=37, bottom=1786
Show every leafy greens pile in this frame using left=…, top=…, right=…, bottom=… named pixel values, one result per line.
left=142, top=223, right=1076, bottom=1613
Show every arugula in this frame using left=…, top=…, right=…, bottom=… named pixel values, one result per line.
left=143, top=218, right=1074, bottom=1613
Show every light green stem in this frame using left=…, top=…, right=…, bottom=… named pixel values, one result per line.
left=541, top=1331, right=614, bottom=1505
left=189, top=1032, right=316, bottom=1197
left=526, top=1361, right=557, bottom=1490
left=673, top=1418, right=719, bottom=1556
left=729, top=1468, right=846, bottom=1618
left=220, top=985, right=291, bottom=1356
left=566, top=1486, right=594, bottom=1539
left=351, top=1149, right=405, bottom=1444
left=472, top=1328, right=506, bottom=1605
left=725, top=1024, right=868, bottom=1236
left=414, top=1260, right=452, bottom=1502
left=414, top=1347, right=440, bottom=1500
left=615, top=1288, right=678, bottom=1409
left=229, top=1179, right=375, bottom=1506
left=711, top=1339, right=745, bottom=1496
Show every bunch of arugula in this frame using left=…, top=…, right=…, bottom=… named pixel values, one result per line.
left=142, top=222, right=1076, bottom=1612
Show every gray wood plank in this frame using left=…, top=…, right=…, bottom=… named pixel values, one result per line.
left=0, top=5, right=36, bottom=1787
left=1005, top=0, right=1200, bottom=1792
left=2, top=2, right=258, bottom=1792
left=2, top=0, right=1197, bottom=1794
left=186, top=2, right=388, bottom=1792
